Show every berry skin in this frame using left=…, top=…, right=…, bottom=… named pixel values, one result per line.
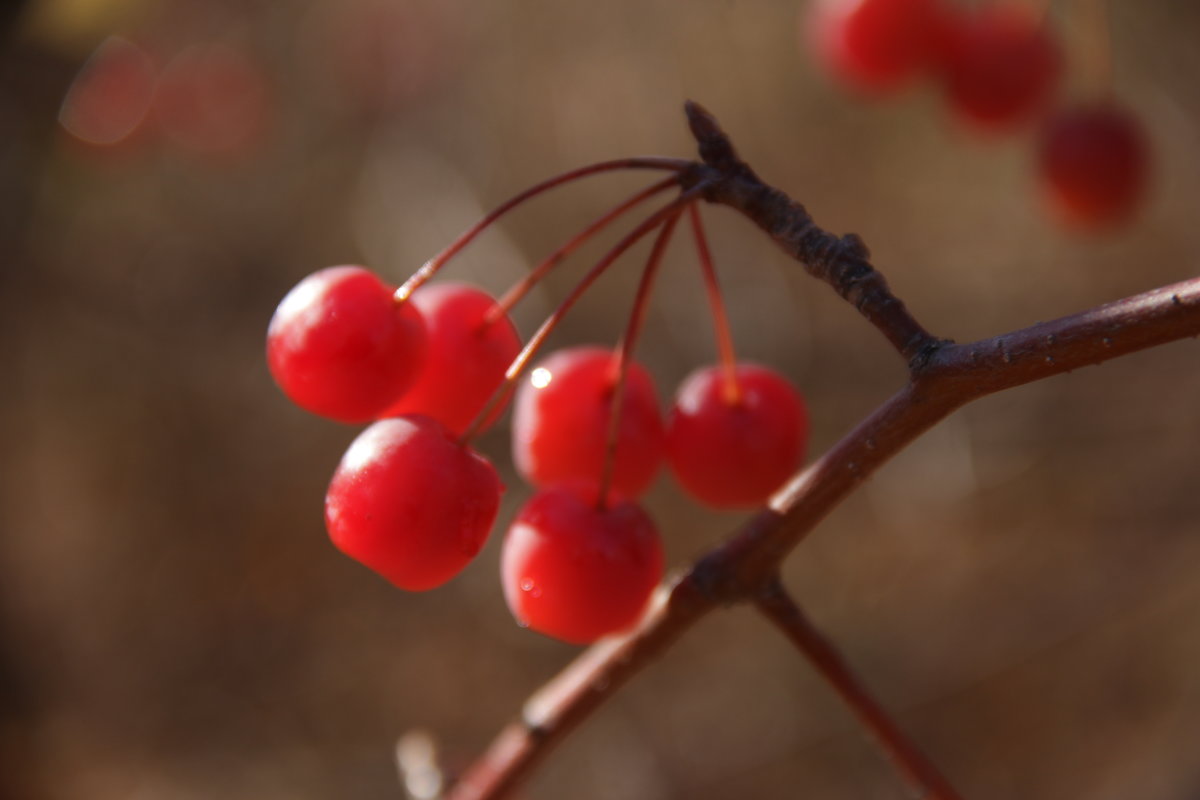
left=501, top=484, right=664, bottom=644
left=325, top=415, right=503, bottom=591
left=939, top=5, right=1062, bottom=130
left=379, top=282, right=522, bottom=435
left=512, top=347, right=665, bottom=499
left=1037, top=103, right=1149, bottom=230
left=267, top=266, right=427, bottom=423
left=666, top=364, right=809, bottom=509
left=807, top=0, right=952, bottom=95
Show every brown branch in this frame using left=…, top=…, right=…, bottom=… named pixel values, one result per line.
left=755, top=579, right=964, bottom=800
left=446, top=105, right=1200, bottom=800
left=679, top=101, right=941, bottom=364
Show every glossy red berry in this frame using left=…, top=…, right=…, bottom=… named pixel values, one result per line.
left=512, top=347, right=665, bottom=498
left=939, top=5, right=1061, bottom=130
left=666, top=364, right=809, bottom=508
left=807, top=0, right=952, bottom=94
left=379, top=282, right=522, bottom=435
left=325, top=415, right=503, bottom=591
left=1037, top=103, right=1149, bottom=230
left=267, top=266, right=427, bottom=423
left=501, top=484, right=664, bottom=644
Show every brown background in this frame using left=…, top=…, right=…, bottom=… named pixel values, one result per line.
left=3, top=0, right=1200, bottom=798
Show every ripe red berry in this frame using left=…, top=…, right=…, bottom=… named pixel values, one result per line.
left=939, top=5, right=1061, bottom=130
left=267, top=266, right=428, bottom=423
left=807, top=0, right=952, bottom=94
left=501, top=484, right=664, bottom=644
left=666, top=364, right=809, bottom=508
left=379, top=282, right=522, bottom=435
left=1037, top=102, right=1149, bottom=230
left=512, top=346, right=665, bottom=498
left=325, top=415, right=503, bottom=591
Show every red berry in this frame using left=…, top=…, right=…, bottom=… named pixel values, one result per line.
left=807, top=0, right=952, bottom=94
left=379, top=282, right=522, bottom=435
left=1037, top=102, right=1150, bottom=230
left=939, top=5, right=1061, bottom=130
left=501, top=484, right=663, bottom=644
left=267, top=266, right=427, bottom=423
left=325, top=415, right=503, bottom=591
left=512, top=347, right=665, bottom=498
left=666, top=365, right=809, bottom=508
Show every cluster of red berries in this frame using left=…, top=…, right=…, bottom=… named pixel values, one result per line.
left=267, top=166, right=810, bottom=644
left=806, top=0, right=1150, bottom=230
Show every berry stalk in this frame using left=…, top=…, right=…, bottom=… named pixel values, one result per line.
left=458, top=187, right=707, bottom=445
left=687, top=204, right=742, bottom=405
left=597, top=208, right=684, bottom=508
left=486, top=175, right=681, bottom=323
left=395, top=158, right=690, bottom=302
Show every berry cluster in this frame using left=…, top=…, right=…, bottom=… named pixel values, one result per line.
left=805, top=0, right=1150, bottom=230
left=267, top=161, right=810, bottom=644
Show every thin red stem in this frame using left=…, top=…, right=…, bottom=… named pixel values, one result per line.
left=755, top=580, right=964, bottom=800
left=688, top=204, right=742, bottom=405
left=457, top=187, right=707, bottom=446
left=597, top=208, right=685, bottom=509
left=394, top=158, right=690, bottom=303
left=484, top=176, right=681, bottom=325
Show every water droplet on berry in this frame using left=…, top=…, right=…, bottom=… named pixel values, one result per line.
left=1101, top=337, right=1113, bottom=348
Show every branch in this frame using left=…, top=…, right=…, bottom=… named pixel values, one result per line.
left=680, top=101, right=941, bottom=364
left=754, top=579, right=964, bottom=800
left=446, top=105, right=1200, bottom=800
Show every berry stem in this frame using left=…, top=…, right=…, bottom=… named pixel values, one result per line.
left=597, top=208, right=684, bottom=509
left=394, top=158, right=691, bottom=303
left=457, top=187, right=708, bottom=446
left=484, top=175, right=681, bottom=325
left=688, top=204, right=742, bottom=405
left=755, top=579, right=965, bottom=800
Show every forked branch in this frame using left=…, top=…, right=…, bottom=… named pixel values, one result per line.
left=445, top=105, right=1200, bottom=800
left=755, top=579, right=964, bottom=800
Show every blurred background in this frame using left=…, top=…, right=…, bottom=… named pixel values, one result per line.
left=2, top=0, right=1199, bottom=797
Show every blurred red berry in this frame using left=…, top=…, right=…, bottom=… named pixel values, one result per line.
left=326, top=416, right=503, bottom=591
left=939, top=5, right=1062, bottom=130
left=512, top=347, right=665, bottom=498
left=501, top=484, right=663, bottom=644
left=267, top=266, right=427, bottom=423
left=1037, top=102, right=1150, bottom=230
left=379, top=282, right=522, bottom=436
left=807, top=0, right=952, bottom=95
